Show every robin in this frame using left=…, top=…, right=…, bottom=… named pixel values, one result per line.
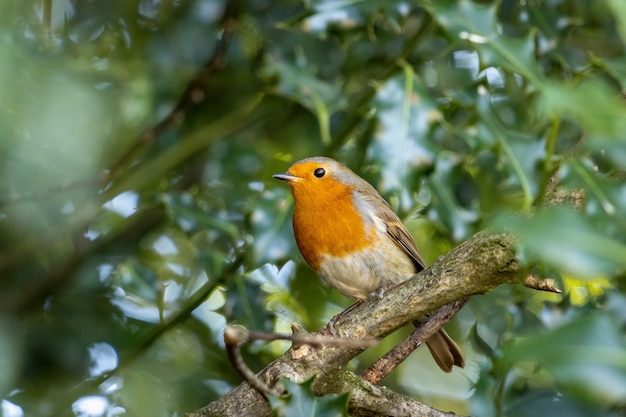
left=273, top=156, right=464, bottom=372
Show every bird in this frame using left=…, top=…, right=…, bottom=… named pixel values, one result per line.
left=273, top=156, right=464, bottom=373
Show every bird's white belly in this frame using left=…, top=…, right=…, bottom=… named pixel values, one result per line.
left=318, top=245, right=415, bottom=300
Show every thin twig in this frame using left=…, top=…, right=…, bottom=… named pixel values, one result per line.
left=248, top=329, right=378, bottom=349
left=523, top=274, right=562, bottom=293
left=224, top=326, right=285, bottom=398
left=224, top=324, right=378, bottom=398
left=361, top=299, right=469, bottom=385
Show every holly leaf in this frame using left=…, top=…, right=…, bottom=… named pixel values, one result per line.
left=491, top=206, right=626, bottom=278
left=370, top=71, right=440, bottom=208
left=503, top=314, right=626, bottom=405
left=427, top=0, right=542, bottom=83
left=540, top=79, right=626, bottom=139
left=427, top=153, right=479, bottom=241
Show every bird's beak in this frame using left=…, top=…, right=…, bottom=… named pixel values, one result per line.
left=272, top=172, right=300, bottom=183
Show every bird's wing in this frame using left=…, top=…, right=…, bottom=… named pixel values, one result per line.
left=377, top=206, right=427, bottom=272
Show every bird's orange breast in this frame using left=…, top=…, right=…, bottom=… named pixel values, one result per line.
left=291, top=182, right=375, bottom=271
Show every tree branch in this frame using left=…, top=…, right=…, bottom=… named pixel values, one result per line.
left=315, top=370, right=459, bottom=417
left=188, top=231, right=520, bottom=417
left=362, top=298, right=469, bottom=385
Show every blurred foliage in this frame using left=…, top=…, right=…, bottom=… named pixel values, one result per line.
left=0, top=0, right=625, bottom=416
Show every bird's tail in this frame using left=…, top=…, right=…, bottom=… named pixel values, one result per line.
left=424, top=329, right=465, bottom=373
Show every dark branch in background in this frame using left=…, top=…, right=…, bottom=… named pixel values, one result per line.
left=4, top=207, right=166, bottom=316
left=118, top=253, right=244, bottom=370
left=106, top=0, right=240, bottom=180
left=362, top=298, right=469, bottom=385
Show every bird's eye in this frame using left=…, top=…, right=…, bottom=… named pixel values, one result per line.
left=313, top=168, right=326, bottom=178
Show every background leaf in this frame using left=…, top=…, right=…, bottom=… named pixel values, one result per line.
left=503, top=314, right=626, bottom=406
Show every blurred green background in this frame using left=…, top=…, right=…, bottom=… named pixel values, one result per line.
left=1, top=0, right=626, bottom=416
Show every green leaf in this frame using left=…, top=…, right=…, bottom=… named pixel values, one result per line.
left=592, top=54, right=626, bottom=87
left=503, top=314, right=626, bottom=405
left=269, top=378, right=349, bottom=417
left=262, top=57, right=347, bottom=145
left=0, top=321, right=19, bottom=396
left=506, top=389, right=602, bottom=417
left=559, top=159, right=626, bottom=218
left=427, top=0, right=542, bottom=85
left=607, top=0, right=626, bottom=45
left=370, top=68, right=440, bottom=207
left=476, top=89, right=545, bottom=210
left=491, top=206, right=626, bottom=278
left=427, top=153, right=479, bottom=241
left=539, top=79, right=626, bottom=139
